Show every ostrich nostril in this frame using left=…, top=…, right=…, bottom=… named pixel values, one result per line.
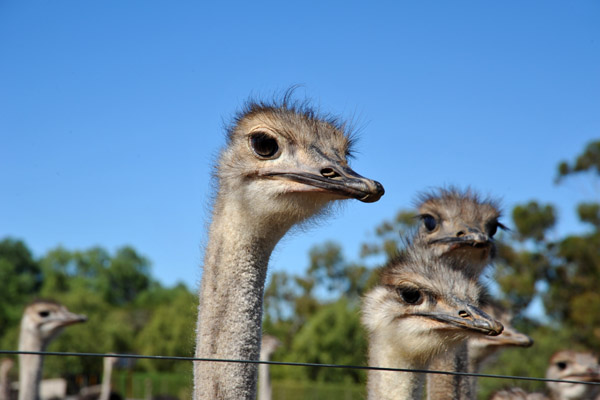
left=458, top=310, right=471, bottom=319
left=321, top=168, right=341, bottom=179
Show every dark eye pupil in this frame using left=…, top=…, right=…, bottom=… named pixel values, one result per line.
left=487, top=221, right=498, bottom=237
left=250, top=133, right=279, bottom=158
left=557, top=362, right=567, bottom=370
left=38, top=311, right=50, bottom=318
left=422, top=215, right=437, bottom=231
left=400, top=289, right=421, bottom=304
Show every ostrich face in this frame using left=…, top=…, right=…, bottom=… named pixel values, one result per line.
left=546, top=351, right=600, bottom=400
left=415, top=188, right=504, bottom=270
left=362, top=251, right=503, bottom=364
left=23, top=301, right=87, bottom=343
left=216, top=103, right=384, bottom=226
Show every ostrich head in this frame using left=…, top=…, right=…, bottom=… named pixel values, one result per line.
left=546, top=350, right=600, bottom=400
left=362, top=247, right=504, bottom=366
left=414, top=187, right=504, bottom=274
left=214, top=96, right=384, bottom=238
left=20, top=300, right=87, bottom=348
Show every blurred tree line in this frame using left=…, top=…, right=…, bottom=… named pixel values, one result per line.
left=0, top=242, right=197, bottom=380
left=0, top=140, right=598, bottom=398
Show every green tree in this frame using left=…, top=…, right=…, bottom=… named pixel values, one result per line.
left=281, top=298, right=367, bottom=384
left=0, top=238, right=41, bottom=333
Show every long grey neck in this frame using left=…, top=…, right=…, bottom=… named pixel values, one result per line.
left=18, top=327, right=45, bottom=400
left=194, top=198, right=288, bottom=400
left=427, top=342, right=471, bottom=400
left=367, top=335, right=427, bottom=400
left=258, top=350, right=273, bottom=400
left=99, top=358, right=114, bottom=400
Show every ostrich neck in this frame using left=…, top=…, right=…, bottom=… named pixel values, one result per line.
left=367, top=335, right=427, bottom=400
left=258, top=350, right=273, bottom=400
left=18, top=327, right=45, bottom=400
left=194, top=198, right=290, bottom=400
left=427, top=342, right=471, bottom=400
left=99, top=358, right=114, bottom=400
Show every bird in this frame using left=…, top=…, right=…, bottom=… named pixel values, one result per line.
left=545, top=350, right=600, bottom=400
left=194, top=93, right=385, bottom=400
left=416, top=187, right=505, bottom=400
left=258, top=335, right=281, bottom=400
left=489, top=350, right=600, bottom=400
left=17, top=299, right=87, bottom=400
left=414, top=187, right=505, bottom=277
left=466, top=299, right=533, bottom=396
left=361, top=243, right=504, bottom=400
left=0, top=358, right=14, bottom=400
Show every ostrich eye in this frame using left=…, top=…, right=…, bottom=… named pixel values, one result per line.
left=422, top=214, right=437, bottom=232
left=38, top=310, right=50, bottom=318
left=487, top=221, right=498, bottom=237
left=556, top=361, right=567, bottom=370
left=398, top=288, right=423, bottom=305
left=486, top=220, right=506, bottom=237
left=249, top=132, right=279, bottom=159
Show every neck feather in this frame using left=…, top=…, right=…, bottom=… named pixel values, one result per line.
left=18, top=326, right=45, bottom=400
left=99, top=359, right=114, bottom=400
left=427, top=342, right=471, bottom=400
left=194, top=197, right=289, bottom=400
left=367, top=334, right=428, bottom=400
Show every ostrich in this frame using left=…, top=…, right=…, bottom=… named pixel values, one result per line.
left=18, top=300, right=87, bottom=400
left=489, top=350, right=600, bottom=400
left=545, top=350, right=600, bottom=400
left=414, top=187, right=504, bottom=277
left=416, top=187, right=504, bottom=400
left=361, top=244, right=504, bottom=400
left=258, top=335, right=281, bottom=400
left=466, top=300, right=533, bottom=396
left=0, top=358, right=14, bottom=400
left=194, top=95, right=385, bottom=399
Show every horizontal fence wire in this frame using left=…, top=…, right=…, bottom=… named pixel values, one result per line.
left=2, top=349, right=600, bottom=387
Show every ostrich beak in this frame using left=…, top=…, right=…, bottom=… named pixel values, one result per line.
left=417, top=302, right=504, bottom=336
left=59, top=311, right=88, bottom=327
left=428, top=232, right=491, bottom=248
left=260, top=164, right=385, bottom=203
left=491, top=330, right=534, bottom=347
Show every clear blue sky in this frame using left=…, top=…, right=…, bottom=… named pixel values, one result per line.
left=1, top=1, right=598, bottom=289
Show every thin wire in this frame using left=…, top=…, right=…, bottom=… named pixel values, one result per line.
left=2, top=350, right=600, bottom=386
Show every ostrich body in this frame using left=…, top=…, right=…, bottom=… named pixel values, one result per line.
left=417, top=188, right=504, bottom=400
left=194, top=97, right=384, bottom=399
left=0, top=358, right=14, bottom=400
left=18, top=300, right=87, bottom=400
left=362, top=246, right=503, bottom=400
left=258, top=335, right=281, bottom=400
